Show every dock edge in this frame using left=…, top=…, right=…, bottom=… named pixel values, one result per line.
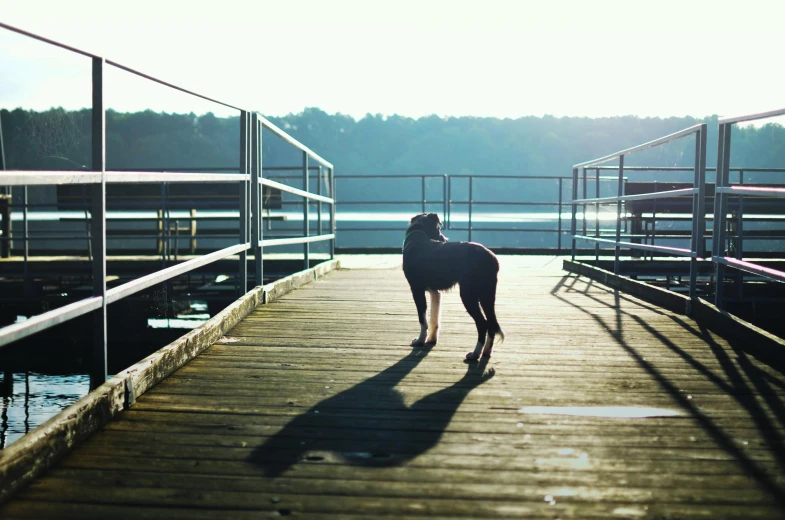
left=563, top=259, right=785, bottom=370
left=0, top=258, right=340, bottom=504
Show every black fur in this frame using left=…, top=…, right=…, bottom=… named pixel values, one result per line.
left=402, top=213, right=504, bottom=360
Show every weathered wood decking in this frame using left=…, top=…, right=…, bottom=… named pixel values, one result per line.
left=2, top=256, right=785, bottom=519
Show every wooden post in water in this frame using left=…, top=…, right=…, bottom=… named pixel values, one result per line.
left=1, top=369, right=11, bottom=397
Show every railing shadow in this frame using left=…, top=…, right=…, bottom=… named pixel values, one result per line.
left=247, top=345, right=494, bottom=477
left=551, top=273, right=785, bottom=510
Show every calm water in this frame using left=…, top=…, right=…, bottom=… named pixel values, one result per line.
left=1, top=373, right=90, bottom=448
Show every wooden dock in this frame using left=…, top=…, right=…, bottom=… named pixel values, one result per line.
left=2, top=255, right=785, bottom=519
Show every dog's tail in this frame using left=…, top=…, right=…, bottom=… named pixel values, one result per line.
left=494, top=327, right=505, bottom=345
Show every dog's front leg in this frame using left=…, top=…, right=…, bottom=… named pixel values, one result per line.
left=411, top=289, right=428, bottom=346
left=425, top=290, right=441, bottom=345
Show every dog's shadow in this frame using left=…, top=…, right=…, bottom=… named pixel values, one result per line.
left=247, top=345, right=494, bottom=477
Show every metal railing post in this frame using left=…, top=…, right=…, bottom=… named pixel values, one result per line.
left=468, top=176, right=473, bottom=243
left=302, top=151, right=309, bottom=270
left=582, top=167, right=588, bottom=238
left=447, top=176, right=453, bottom=230
left=22, top=186, right=30, bottom=296
left=442, top=174, right=448, bottom=225
left=713, top=123, right=732, bottom=308
left=557, top=177, right=563, bottom=251
left=614, top=155, right=625, bottom=275
left=737, top=170, right=745, bottom=260
left=0, top=111, right=6, bottom=194
left=421, top=175, right=426, bottom=214
left=0, top=114, right=9, bottom=253
left=594, top=168, right=600, bottom=264
left=251, top=114, right=262, bottom=285
left=317, top=166, right=323, bottom=236
left=90, top=57, right=107, bottom=389
left=329, top=166, right=335, bottom=259
left=689, top=124, right=707, bottom=301
left=570, top=168, right=578, bottom=260
left=238, top=111, right=250, bottom=294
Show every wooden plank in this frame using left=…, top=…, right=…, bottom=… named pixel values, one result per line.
left=2, top=256, right=785, bottom=518
left=0, top=259, right=340, bottom=505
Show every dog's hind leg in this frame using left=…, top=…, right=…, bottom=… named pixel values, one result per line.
left=460, top=285, right=487, bottom=361
left=478, top=281, right=504, bottom=358
left=425, top=290, right=441, bottom=346
left=410, top=287, right=429, bottom=347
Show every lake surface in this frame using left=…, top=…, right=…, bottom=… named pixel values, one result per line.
left=1, top=373, right=90, bottom=448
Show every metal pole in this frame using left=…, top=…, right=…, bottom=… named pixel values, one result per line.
left=159, top=186, right=166, bottom=266
left=238, top=111, right=249, bottom=295
left=736, top=170, right=745, bottom=302
left=570, top=167, right=578, bottom=261
left=164, top=184, right=171, bottom=264
left=582, top=167, right=588, bottom=238
left=302, top=152, right=309, bottom=270
left=442, top=174, right=448, bottom=226
left=23, top=186, right=30, bottom=297
left=689, top=125, right=707, bottom=301
left=614, top=156, right=625, bottom=275
left=595, top=168, right=600, bottom=264
left=421, top=176, right=426, bottom=214
left=0, top=110, right=7, bottom=196
left=737, top=170, right=744, bottom=260
left=0, top=115, right=8, bottom=259
left=468, top=176, right=473, bottom=243
left=447, top=176, right=453, bottom=230
left=557, top=177, right=563, bottom=251
left=251, top=114, right=262, bottom=285
left=329, top=167, right=335, bottom=260
left=713, top=123, right=732, bottom=308
left=90, top=57, right=107, bottom=389
left=317, top=166, right=323, bottom=236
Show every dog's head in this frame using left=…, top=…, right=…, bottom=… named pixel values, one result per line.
left=408, top=213, right=448, bottom=242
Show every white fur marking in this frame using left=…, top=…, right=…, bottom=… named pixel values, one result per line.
left=425, top=290, right=441, bottom=344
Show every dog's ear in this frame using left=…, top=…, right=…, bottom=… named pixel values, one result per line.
left=426, top=213, right=441, bottom=226
left=410, top=213, right=428, bottom=224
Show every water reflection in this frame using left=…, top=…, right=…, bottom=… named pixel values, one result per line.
left=0, top=372, right=89, bottom=449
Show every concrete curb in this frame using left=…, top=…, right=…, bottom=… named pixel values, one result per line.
left=0, top=258, right=340, bottom=503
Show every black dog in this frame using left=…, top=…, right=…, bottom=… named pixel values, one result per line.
left=402, top=213, right=504, bottom=360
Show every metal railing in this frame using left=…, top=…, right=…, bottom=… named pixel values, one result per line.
left=0, top=165, right=331, bottom=260
left=2, top=171, right=607, bottom=255
left=332, top=173, right=585, bottom=250
left=571, top=124, right=709, bottom=299
left=446, top=174, right=616, bottom=248
left=584, top=166, right=785, bottom=260
left=0, top=23, right=336, bottom=387
left=713, top=108, right=785, bottom=308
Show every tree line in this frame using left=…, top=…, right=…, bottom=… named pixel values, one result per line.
left=2, top=107, right=783, bottom=203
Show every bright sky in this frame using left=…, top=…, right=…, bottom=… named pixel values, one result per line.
left=1, top=0, right=784, bottom=120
